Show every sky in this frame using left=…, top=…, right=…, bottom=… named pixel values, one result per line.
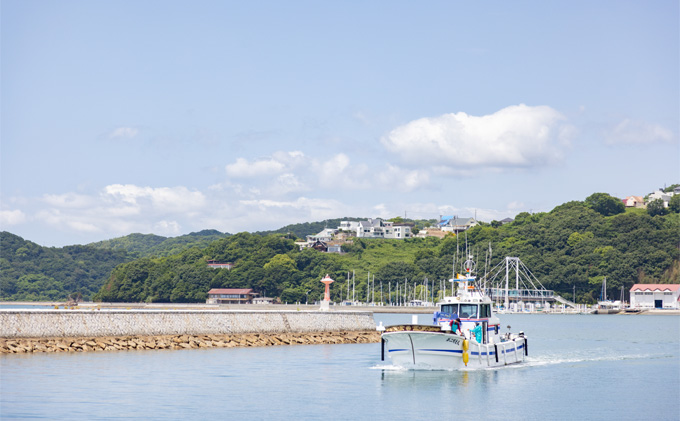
left=1, top=0, right=678, bottom=247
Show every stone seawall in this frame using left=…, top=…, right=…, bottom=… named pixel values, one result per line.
left=0, top=331, right=381, bottom=354
left=0, top=310, right=377, bottom=338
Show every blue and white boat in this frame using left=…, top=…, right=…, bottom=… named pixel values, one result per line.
left=380, top=256, right=528, bottom=369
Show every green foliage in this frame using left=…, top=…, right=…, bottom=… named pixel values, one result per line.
left=663, top=184, right=679, bottom=193
left=0, top=232, right=130, bottom=301
left=585, top=193, right=625, bottom=217
left=668, top=195, right=680, bottom=213
left=647, top=199, right=668, bottom=217
left=89, top=230, right=230, bottom=258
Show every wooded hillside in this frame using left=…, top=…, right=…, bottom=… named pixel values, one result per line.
left=94, top=196, right=679, bottom=305
left=0, top=230, right=230, bottom=301
left=3, top=193, right=678, bottom=304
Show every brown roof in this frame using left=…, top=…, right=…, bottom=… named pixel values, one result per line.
left=208, top=288, right=253, bottom=295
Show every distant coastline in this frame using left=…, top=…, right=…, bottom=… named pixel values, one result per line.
left=2, top=301, right=678, bottom=315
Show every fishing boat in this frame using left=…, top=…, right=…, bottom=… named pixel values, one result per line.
left=380, top=255, right=528, bottom=369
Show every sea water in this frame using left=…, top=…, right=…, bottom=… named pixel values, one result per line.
left=1, top=314, right=678, bottom=420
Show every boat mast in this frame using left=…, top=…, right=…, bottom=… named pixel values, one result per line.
left=352, top=270, right=355, bottom=303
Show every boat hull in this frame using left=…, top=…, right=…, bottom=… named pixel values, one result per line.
left=382, top=327, right=526, bottom=369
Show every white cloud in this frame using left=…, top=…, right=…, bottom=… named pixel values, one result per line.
left=604, top=119, right=674, bottom=144
left=103, top=184, right=206, bottom=213
left=225, top=152, right=306, bottom=178
left=0, top=209, right=27, bottom=226
left=66, top=220, right=100, bottom=233
left=154, top=220, right=182, bottom=236
left=273, top=173, right=308, bottom=195
left=381, top=104, right=572, bottom=170
left=224, top=151, right=373, bottom=194
left=109, top=127, right=139, bottom=139
left=376, top=165, right=430, bottom=192
left=24, top=184, right=206, bottom=239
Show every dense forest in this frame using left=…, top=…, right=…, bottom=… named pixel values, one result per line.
left=0, top=232, right=130, bottom=301
left=0, top=230, right=230, bottom=301
left=94, top=193, right=679, bottom=305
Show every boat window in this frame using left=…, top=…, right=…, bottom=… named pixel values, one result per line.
left=441, top=304, right=459, bottom=315
left=459, top=304, right=478, bottom=318
left=480, top=304, right=491, bottom=318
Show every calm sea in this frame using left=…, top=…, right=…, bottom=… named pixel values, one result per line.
left=1, top=313, right=678, bottom=420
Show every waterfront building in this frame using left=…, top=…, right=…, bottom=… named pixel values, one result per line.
left=206, top=288, right=256, bottom=304
left=629, top=284, right=680, bottom=309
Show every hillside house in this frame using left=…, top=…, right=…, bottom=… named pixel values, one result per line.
left=647, top=190, right=675, bottom=207
left=310, top=239, right=328, bottom=252
left=439, top=216, right=478, bottom=234
left=306, top=228, right=337, bottom=243
left=351, top=218, right=411, bottom=239
left=623, top=196, right=645, bottom=208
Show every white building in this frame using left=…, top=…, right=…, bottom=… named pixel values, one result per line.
left=647, top=190, right=675, bottom=207
left=439, top=216, right=478, bottom=234
left=340, top=218, right=411, bottom=239
left=629, top=284, right=680, bottom=309
left=306, top=228, right=337, bottom=243
left=338, top=221, right=360, bottom=231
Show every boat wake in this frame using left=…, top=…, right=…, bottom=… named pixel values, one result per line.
left=371, top=364, right=409, bottom=371
left=522, top=352, right=672, bottom=368
left=372, top=352, right=674, bottom=372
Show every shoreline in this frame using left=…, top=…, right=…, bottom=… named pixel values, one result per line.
left=2, top=301, right=678, bottom=315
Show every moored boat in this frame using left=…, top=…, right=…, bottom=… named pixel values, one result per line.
left=380, top=256, right=528, bottom=369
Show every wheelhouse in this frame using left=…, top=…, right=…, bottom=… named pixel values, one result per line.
left=440, top=303, right=491, bottom=319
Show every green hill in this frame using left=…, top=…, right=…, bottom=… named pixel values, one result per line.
left=0, top=229, right=230, bottom=301
left=93, top=195, right=680, bottom=305
left=3, top=193, right=678, bottom=304
left=89, top=229, right=230, bottom=258
left=0, top=232, right=130, bottom=301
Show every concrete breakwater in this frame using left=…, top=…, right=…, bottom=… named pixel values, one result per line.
left=0, top=309, right=380, bottom=354
left=0, top=331, right=381, bottom=354
left=0, top=309, right=376, bottom=339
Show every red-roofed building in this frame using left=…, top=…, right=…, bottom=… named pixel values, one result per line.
left=629, top=284, right=680, bottom=309
left=207, top=288, right=256, bottom=304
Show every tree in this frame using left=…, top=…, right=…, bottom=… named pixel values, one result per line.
left=669, top=194, right=680, bottom=213
left=663, top=184, right=680, bottom=193
left=585, top=193, right=625, bottom=217
left=647, top=198, right=668, bottom=217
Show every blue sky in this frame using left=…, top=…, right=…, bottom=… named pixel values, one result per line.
left=1, top=0, right=678, bottom=247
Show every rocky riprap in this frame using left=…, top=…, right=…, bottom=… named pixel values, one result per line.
left=0, top=331, right=381, bottom=354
